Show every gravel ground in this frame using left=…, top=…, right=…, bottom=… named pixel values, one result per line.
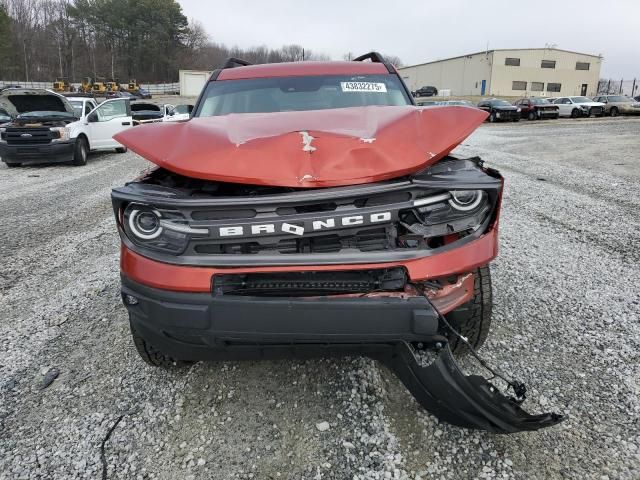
left=1, top=117, right=639, bottom=479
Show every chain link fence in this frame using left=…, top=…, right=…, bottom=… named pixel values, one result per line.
left=597, top=78, right=639, bottom=98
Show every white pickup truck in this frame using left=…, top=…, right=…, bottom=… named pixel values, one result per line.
left=0, top=89, right=133, bottom=167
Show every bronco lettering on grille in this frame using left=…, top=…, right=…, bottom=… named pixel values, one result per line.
left=218, top=211, right=393, bottom=238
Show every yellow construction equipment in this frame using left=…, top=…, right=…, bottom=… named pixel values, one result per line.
left=106, top=79, right=119, bottom=92
left=80, top=77, right=93, bottom=93
left=92, top=77, right=107, bottom=94
left=127, top=79, right=140, bottom=93
left=53, top=77, right=70, bottom=92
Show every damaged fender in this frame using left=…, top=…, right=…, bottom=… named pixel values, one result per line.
left=378, top=342, right=564, bottom=433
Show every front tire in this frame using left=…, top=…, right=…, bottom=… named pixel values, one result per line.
left=610, top=107, right=619, bottom=117
left=445, top=266, right=493, bottom=355
left=129, top=317, right=193, bottom=368
left=115, top=147, right=127, bottom=154
left=527, top=111, right=536, bottom=121
left=570, top=108, right=580, bottom=118
left=4, top=162, right=21, bottom=168
left=489, top=112, right=496, bottom=123
left=72, top=136, right=89, bottom=166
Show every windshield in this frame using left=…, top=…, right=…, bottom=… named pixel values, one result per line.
left=607, top=96, right=630, bottom=102
left=195, top=74, right=412, bottom=116
left=69, top=100, right=83, bottom=116
left=489, top=100, right=512, bottom=106
left=530, top=98, right=550, bottom=105
left=571, top=97, right=592, bottom=103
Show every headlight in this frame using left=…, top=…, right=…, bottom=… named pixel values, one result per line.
left=122, top=203, right=208, bottom=254
left=50, top=127, right=71, bottom=142
left=401, top=190, right=492, bottom=240
left=0, top=127, right=6, bottom=144
left=449, top=190, right=484, bottom=211
left=516, top=108, right=521, bottom=112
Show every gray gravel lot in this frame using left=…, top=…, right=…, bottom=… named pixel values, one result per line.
left=0, top=117, right=639, bottom=479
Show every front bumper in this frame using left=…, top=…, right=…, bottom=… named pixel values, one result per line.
left=122, top=275, right=564, bottom=433
left=0, top=139, right=75, bottom=164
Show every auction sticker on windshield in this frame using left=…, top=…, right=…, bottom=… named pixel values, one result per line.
left=341, top=82, right=387, bottom=93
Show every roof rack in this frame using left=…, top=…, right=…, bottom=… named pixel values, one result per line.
left=352, top=51, right=386, bottom=63
left=352, top=51, right=395, bottom=73
left=221, top=57, right=252, bottom=69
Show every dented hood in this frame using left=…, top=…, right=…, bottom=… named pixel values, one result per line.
left=115, top=105, right=487, bottom=188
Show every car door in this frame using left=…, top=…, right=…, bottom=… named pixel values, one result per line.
left=86, top=99, right=132, bottom=149
left=555, top=98, right=569, bottom=116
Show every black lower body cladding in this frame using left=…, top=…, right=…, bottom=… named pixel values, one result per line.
left=122, top=276, right=564, bottom=433
left=0, top=139, right=76, bottom=165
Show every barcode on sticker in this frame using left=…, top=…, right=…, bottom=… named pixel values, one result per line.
left=340, top=82, right=387, bottom=93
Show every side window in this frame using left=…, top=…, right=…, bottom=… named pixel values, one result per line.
left=95, top=100, right=127, bottom=121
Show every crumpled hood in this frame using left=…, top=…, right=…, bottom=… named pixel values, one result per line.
left=115, top=105, right=488, bottom=188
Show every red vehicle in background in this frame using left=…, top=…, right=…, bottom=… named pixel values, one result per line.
left=110, top=53, right=563, bottom=433
left=514, top=98, right=560, bottom=120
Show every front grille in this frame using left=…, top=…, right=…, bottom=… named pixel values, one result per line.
left=212, top=267, right=407, bottom=296
left=193, top=227, right=390, bottom=255
left=2, top=127, right=54, bottom=145
left=175, top=187, right=421, bottom=257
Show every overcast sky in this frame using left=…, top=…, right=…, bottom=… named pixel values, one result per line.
left=178, top=0, right=638, bottom=79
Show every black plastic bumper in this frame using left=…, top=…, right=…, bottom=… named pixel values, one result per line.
left=122, top=276, right=564, bottom=433
left=0, top=140, right=75, bottom=164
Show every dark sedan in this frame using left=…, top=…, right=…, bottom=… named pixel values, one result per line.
left=477, top=99, right=520, bottom=122
left=514, top=98, right=559, bottom=120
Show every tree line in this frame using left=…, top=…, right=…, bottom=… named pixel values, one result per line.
left=0, top=0, right=402, bottom=83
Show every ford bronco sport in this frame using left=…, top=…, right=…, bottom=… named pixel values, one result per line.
left=111, top=53, right=563, bottom=433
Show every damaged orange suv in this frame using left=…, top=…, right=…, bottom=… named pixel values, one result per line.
left=111, top=53, right=562, bottom=433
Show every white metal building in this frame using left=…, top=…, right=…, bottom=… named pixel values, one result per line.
left=399, top=48, right=602, bottom=97
left=179, top=70, right=213, bottom=97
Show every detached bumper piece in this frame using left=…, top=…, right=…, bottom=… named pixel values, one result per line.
left=379, top=343, right=564, bottom=433
left=122, top=275, right=564, bottom=433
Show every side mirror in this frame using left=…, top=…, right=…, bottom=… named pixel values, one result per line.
left=87, top=112, right=98, bottom=123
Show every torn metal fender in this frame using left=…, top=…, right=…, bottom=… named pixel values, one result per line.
left=114, top=105, right=488, bottom=188
left=379, top=343, right=564, bottom=433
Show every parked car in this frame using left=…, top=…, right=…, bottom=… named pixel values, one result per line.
left=131, top=87, right=152, bottom=99
left=110, top=54, right=561, bottom=433
left=514, top=98, right=559, bottom=120
left=130, top=101, right=173, bottom=124
left=477, top=99, right=520, bottom=122
left=164, top=104, right=193, bottom=122
left=552, top=96, right=605, bottom=118
left=66, top=96, right=98, bottom=120
left=413, top=85, right=438, bottom=97
left=0, top=84, right=22, bottom=93
left=436, top=100, right=477, bottom=107
left=592, top=94, right=640, bottom=116
left=0, top=88, right=132, bottom=167
left=106, top=90, right=136, bottom=100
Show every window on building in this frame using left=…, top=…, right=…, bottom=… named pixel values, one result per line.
left=505, top=57, right=520, bottom=66
left=576, top=62, right=590, bottom=71
left=541, top=60, right=556, bottom=69
left=547, top=83, right=562, bottom=92
left=512, top=81, right=527, bottom=91
left=531, top=82, right=544, bottom=92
